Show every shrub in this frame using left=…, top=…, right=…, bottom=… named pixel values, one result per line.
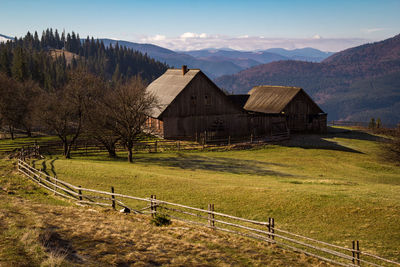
left=151, top=213, right=171, bottom=227
left=368, top=118, right=376, bottom=129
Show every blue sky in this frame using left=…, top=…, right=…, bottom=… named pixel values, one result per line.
left=1, top=0, right=399, bottom=51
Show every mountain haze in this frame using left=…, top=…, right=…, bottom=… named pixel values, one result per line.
left=215, top=34, right=400, bottom=124
left=101, top=39, right=333, bottom=78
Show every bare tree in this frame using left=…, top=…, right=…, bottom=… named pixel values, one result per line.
left=101, top=76, right=156, bottom=162
left=0, top=73, right=17, bottom=139
left=84, top=85, right=121, bottom=157
left=36, top=70, right=102, bottom=158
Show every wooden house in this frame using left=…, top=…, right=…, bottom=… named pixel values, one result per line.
left=243, top=86, right=327, bottom=133
left=145, top=66, right=249, bottom=139
left=145, top=67, right=326, bottom=140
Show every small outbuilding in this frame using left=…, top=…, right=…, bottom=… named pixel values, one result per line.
left=243, top=86, right=327, bottom=133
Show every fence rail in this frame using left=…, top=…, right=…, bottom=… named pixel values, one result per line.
left=15, top=158, right=400, bottom=267
left=1, top=133, right=290, bottom=156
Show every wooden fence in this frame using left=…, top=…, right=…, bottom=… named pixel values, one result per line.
left=1, top=133, right=289, bottom=156
left=16, top=158, right=399, bottom=267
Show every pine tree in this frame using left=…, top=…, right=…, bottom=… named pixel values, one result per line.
left=11, top=47, right=27, bottom=81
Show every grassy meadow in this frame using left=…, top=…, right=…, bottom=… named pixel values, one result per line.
left=1, top=127, right=400, bottom=262
left=0, top=145, right=329, bottom=266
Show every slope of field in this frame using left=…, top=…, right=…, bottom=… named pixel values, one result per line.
left=215, top=34, right=400, bottom=124
left=0, top=159, right=329, bottom=266
left=49, top=49, right=80, bottom=65
left=11, top=127, right=399, bottom=262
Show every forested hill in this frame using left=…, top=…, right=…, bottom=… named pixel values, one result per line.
left=215, top=34, right=400, bottom=124
left=0, top=29, right=168, bottom=90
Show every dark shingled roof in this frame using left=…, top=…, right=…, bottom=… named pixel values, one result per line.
left=244, top=85, right=304, bottom=114
left=146, top=69, right=201, bottom=118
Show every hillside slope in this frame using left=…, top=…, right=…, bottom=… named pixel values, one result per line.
left=215, top=34, right=400, bottom=124
left=0, top=159, right=328, bottom=266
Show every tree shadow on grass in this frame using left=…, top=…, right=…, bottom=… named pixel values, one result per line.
left=32, top=157, right=59, bottom=177
left=280, top=127, right=389, bottom=153
left=133, top=153, right=292, bottom=177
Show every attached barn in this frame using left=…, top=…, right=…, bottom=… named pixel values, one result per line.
left=244, top=86, right=327, bottom=133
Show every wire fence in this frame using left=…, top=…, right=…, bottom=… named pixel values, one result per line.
left=16, top=156, right=400, bottom=267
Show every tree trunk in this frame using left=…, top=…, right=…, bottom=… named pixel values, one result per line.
left=63, top=142, right=70, bottom=158
left=9, top=125, right=14, bottom=140
left=107, top=147, right=117, bottom=158
left=26, top=129, right=32, bottom=138
left=127, top=146, right=133, bottom=163
left=65, top=145, right=72, bottom=159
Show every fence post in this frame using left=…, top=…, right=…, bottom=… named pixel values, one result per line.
left=54, top=175, right=57, bottom=195
left=268, top=217, right=271, bottom=239
left=153, top=195, right=157, bottom=215
left=155, top=141, right=158, bottom=153
left=250, top=134, right=253, bottom=143
left=356, top=240, right=360, bottom=265
left=78, top=186, right=82, bottom=201
left=352, top=241, right=355, bottom=264
left=111, top=186, right=115, bottom=210
left=208, top=204, right=215, bottom=228
left=150, top=195, right=157, bottom=218
left=150, top=195, right=153, bottom=216
left=271, top=218, right=275, bottom=240
left=228, top=136, right=231, bottom=146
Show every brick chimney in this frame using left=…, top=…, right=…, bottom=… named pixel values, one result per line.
left=182, top=65, right=188, bottom=75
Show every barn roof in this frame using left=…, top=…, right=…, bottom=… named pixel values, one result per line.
left=244, top=85, right=322, bottom=114
left=146, top=68, right=201, bottom=118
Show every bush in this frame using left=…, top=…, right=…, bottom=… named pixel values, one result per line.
left=151, top=213, right=171, bottom=227
left=369, top=118, right=376, bottom=129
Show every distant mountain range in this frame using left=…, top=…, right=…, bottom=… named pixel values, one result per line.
left=1, top=33, right=333, bottom=78
left=215, top=34, right=400, bottom=124
left=182, top=47, right=333, bottom=64
left=100, top=39, right=333, bottom=78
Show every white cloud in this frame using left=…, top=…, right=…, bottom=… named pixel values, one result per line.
left=152, top=34, right=166, bottom=41
left=135, top=32, right=369, bottom=52
left=362, top=28, right=385, bottom=34
left=180, top=32, right=208, bottom=39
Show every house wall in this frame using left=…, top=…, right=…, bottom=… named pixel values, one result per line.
left=283, top=91, right=326, bottom=133
left=161, top=73, right=248, bottom=139
left=144, top=117, right=164, bottom=136
left=248, top=114, right=288, bottom=136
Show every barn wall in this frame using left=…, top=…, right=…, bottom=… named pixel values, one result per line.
left=248, top=115, right=288, bottom=136
left=145, top=117, right=164, bottom=136
left=163, top=114, right=250, bottom=139
left=162, top=73, right=243, bottom=118
left=161, top=72, right=250, bottom=139
left=283, top=91, right=326, bottom=133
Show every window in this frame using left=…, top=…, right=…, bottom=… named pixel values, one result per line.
left=191, top=95, right=197, bottom=105
left=204, top=95, right=211, bottom=105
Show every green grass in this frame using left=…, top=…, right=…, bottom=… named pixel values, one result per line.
left=2, top=127, right=400, bottom=261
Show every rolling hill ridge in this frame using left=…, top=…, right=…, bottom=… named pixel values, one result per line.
left=215, top=34, right=400, bottom=124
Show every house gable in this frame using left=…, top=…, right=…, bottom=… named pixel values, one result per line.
left=161, top=71, right=244, bottom=118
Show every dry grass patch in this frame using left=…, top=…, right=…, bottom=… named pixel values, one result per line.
left=0, top=194, right=332, bottom=266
